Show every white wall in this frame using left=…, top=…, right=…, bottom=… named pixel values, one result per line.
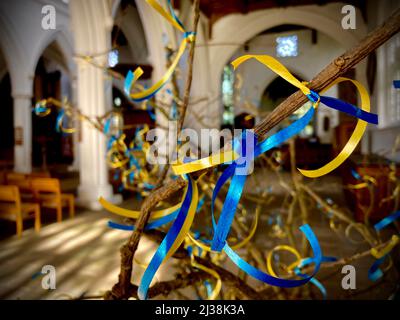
left=367, top=0, right=400, bottom=161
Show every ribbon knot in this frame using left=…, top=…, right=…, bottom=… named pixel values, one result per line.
left=306, top=90, right=320, bottom=104
left=184, top=32, right=196, bottom=42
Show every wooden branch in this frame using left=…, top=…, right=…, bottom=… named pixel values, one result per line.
left=121, top=254, right=263, bottom=300
left=178, top=0, right=201, bottom=133
left=103, top=228, right=263, bottom=300
left=104, top=179, right=187, bottom=300
left=254, top=8, right=400, bottom=139
left=155, top=0, right=201, bottom=188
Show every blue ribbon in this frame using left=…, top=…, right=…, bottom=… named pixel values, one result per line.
left=394, top=80, right=400, bottom=89
left=138, top=175, right=194, bottom=300
left=368, top=256, right=386, bottom=281
left=294, top=256, right=337, bottom=299
left=124, top=69, right=160, bottom=102
left=124, top=70, right=135, bottom=97
left=204, top=280, right=213, bottom=299
left=167, top=0, right=185, bottom=31
left=34, top=107, right=48, bottom=114
left=211, top=107, right=315, bottom=251
left=319, top=96, right=378, bottom=125
left=306, top=89, right=378, bottom=125
left=224, top=224, right=323, bottom=287
left=197, top=195, right=205, bottom=212
left=108, top=210, right=178, bottom=232
left=55, top=110, right=64, bottom=133
left=351, top=169, right=362, bottom=180
left=374, top=210, right=400, bottom=232
left=210, top=86, right=379, bottom=252
left=368, top=211, right=400, bottom=281
left=103, top=117, right=111, bottom=135
left=124, top=32, right=194, bottom=103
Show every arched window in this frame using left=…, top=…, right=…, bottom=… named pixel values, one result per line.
left=221, top=65, right=235, bottom=126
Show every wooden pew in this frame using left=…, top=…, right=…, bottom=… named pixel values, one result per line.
left=5, top=172, right=34, bottom=201
left=31, top=178, right=75, bottom=222
left=0, top=185, right=41, bottom=237
left=5, top=172, right=51, bottom=201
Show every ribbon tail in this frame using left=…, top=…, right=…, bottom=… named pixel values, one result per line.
left=138, top=176, right=198, bottom=300
left=223, top=224, right=323, bottom=288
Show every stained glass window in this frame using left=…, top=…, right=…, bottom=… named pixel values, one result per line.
left=222, top=65, right=235, bottom=126
left=108, top=49, right=119, bottom=68
left=276, top=35, right=298, bottom=58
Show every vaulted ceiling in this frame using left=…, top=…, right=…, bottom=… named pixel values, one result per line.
left=197, top=0, right=366, bottom=25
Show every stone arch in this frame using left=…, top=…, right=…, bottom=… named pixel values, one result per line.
left=0, top=10, right=29, bottom=96
left=208, top=4, right=368, bottom=121
left=30, top=29, right=75, bottom=78
left=111, top=0, right=122, bottom=19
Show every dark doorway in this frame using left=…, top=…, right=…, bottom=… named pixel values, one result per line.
left=32, top=57, right=73, bottom=170
left=0, top=73, right=14, bottom=169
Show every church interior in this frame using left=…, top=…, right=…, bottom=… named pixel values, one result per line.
left=0, top=0, right=399, bottom=300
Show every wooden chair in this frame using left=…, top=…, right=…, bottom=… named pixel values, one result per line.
left=0, top=172, right=5, bottom=185
left=6, top=172, right=51, bottom=195
left=0, top=185, right=41, bottom=237
left=5, top=172, right=25, bottom=183
left=29, top=172, right=51, bottom=179
left=5, top=172, right=34, bottom=201
left=31, top=178, right=75, bottom=222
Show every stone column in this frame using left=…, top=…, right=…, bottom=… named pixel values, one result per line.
left=68, top=76, right=80, bottom=172
left=70, top=0, right=119, bottom=210
left=12, top=93, right=32, bottom=173
left=75, top=59, right=115, bottom=210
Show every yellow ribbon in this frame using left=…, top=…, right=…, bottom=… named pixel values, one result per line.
left=57, top=112, right=77, bottom=133
left=172, top=150, right=239, bottom=175
left=370, top=235, right=400, bottom=259
left=35, top=99, right=51, bottom=117
left=106, top=134, right=129, bottom=169
left=99, top=196, right=182, bottom=220
left=266, top=245, right=302, bottom=277
left=172, top=54, right=319, bottom=176
left=146, top=0, right=185, bottom=33
left=126, top=0, right=195, bottom=101
left=163, top=177, right=199, bottom=262
left=298, top=78, right=370, bottom=178
left=230, top=56, right=372, bottom=179
left=231, top=55, right=311, bottom=96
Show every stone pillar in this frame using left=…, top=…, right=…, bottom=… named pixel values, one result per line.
left=75, top=59, right=115, bottom=210
left=68, top=76, right=80, bottom=172
left=12, top=93, right=32, bottom=173
left=70, top=0, right=119, bottom=210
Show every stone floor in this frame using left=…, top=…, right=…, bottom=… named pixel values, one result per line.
left=0, top=170, right=399, bottom=300
left=0, top=209, right=179, bottom=299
